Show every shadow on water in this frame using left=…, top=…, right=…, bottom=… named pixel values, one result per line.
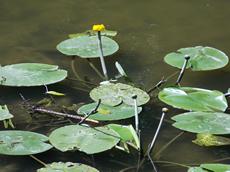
left=0, top=0, right=230, bottom=171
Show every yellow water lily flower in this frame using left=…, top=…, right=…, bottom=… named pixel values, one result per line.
left=92, top=24, right=105, bottom=31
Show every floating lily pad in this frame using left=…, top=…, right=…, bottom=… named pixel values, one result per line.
left=158, top=87, right=228, bottom=112
left=188, top=167, right=208, bottom=172
left=193, top=133, right=230, bottom=147
left=0, top=130, right=52, bottom=155
left=0, top=63, right=67, bottom=87
left=201, top=163, right=230, bottom=172
left=172, top=112, right=230, bottom=134
left=164, top=46, right=229, bottom=71
left=108, top=124, right=140, bottom=150
left=56, top=35, right=119, bottom=58
left=49, top=125, right=120, bottom=154
left=77, top=103, right=142, bottom=121
left=37, top=162, right=99, bottom=172
left=0, top=105, right=13, bottom=121
left=90, top=83, right=150, bottom=106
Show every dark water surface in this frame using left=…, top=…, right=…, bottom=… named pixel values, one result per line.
left=0, top=0, right=230, bottom=171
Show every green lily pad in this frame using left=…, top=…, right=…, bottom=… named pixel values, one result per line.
left=158, top=87, right=228, bottom=112
left=0, top=105, right=13, bottom=121
left=193, top=133, right=230, bottom=147
left=108, top=124, right=140, bottom=150
left=164, top=46, right=229, bottom=71
left=0, top=130, right=52, bottom=155
left=90, top=83, right=150, bottom=106
left=37, top=162, right=99, bottom=172
left=188, top=167, right=208, bottom=172
left=49, top=125, right=120, bottom=154
left=0, top=63, right=67, bottom=87
left=172, top=112, right=230, bottom=134
left=201, top=163, right=230, bottom=172
left=56, top=35, right=119, bottom=58
left=77, top=103, right=142, bottom=121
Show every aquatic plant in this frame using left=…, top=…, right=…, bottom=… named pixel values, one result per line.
left=0, top=25, right=229, bottom=172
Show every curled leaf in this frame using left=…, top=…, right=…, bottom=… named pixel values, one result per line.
left=46, top=91, right=65, bottom=96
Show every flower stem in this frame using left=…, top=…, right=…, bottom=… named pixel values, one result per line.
left=97, top=31, right=108, bottom=80
left=147, top=108, right=168, bottom=157
left=176, top=55, right=190, bottom=85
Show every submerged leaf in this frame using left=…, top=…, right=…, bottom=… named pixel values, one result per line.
left=164, top=46, right=229, bottom=71
left=78, top=102, right=142, bottom=121
left=90, top=82, right=150, bottom=106
left=193, top=133, right=230, bottom=146
left=158, top=87, right=228, bottom=112
left=172, top=112, right=230, bottom=134
left=49, top=125, right=120, bottom=154
left=37, top=162, right=99, bottom=172
left=0, top=130, right=52, bottom=155
left=57, top=35, right=119, bottom=58
left=0, top=63, right=67, bottom=87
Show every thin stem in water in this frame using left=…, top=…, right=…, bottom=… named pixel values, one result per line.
left=86, top=58, right=105, bottom=80
left=71, top=56, right=91, bottom=88
left=154, top=132, right=184, bottom=160
left=71, top=56, right=83, bottom=81
left=154, top=160, right=190, bottom=168
left=30, top=155, right=47, bottom=167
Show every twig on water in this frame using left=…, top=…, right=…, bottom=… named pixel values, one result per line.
left=148, top=77, right=167, bottom=93
left=147, top=71, right=179, bottom=94
left=19, top=93, right=99, bottom=125
left=176, top=55, right=190, bottom=85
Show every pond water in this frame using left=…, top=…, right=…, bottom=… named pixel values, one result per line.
left=0, top=0, right=230, bottom=171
